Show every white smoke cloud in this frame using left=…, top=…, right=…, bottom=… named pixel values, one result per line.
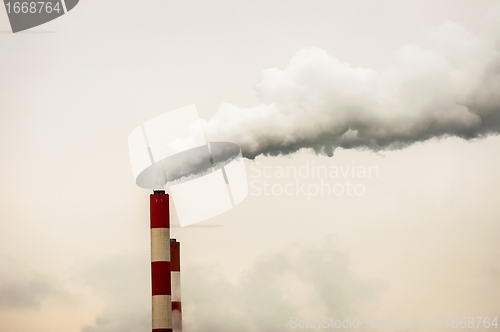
left=206, top=17, right=500, bottom=158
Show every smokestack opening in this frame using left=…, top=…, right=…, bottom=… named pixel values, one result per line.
left=153, top=190, right=166, bottom=195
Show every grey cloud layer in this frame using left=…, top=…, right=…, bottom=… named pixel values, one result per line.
left=79, top=238, right=383, bottom=332
left=0, top=255, right=66, bottom=310
left=183, top=237, right=384, bottom=332
left=80, top=254, right=150, bottom=332
left=206, top=19, right=500, bottom=158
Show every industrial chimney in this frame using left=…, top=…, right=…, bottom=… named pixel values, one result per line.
left=128, top=106, right=246, bottom=331
left=150, top=190, right=172, bottom=332
left=170, top=239, right=182, bottom=331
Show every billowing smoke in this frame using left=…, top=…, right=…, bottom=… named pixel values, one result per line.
left=205, top=19, right=500, bottom=159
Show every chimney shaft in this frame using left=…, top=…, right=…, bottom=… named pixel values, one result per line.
left=170, top=239, right=182, bottom=331
left=150, top=191, right=172, bottom=332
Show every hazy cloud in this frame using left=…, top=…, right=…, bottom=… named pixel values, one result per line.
left=183, top=236, right=385, bottom=332
left=206, top=16, right=500, bottom=158
left=0, top=254, right=66, bottom=310
left=80, top=254, right=151, bottom=332
left=78, top=238, right=384, bottom=332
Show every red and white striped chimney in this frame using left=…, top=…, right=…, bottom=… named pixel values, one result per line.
left=150, top=190, right=172, bottom=332
left=170, top=239, right=182, bottom=331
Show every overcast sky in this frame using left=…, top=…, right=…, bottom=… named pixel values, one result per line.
left=0, top=1, right=499, bottom=331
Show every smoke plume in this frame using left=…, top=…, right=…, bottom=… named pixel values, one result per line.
left=206, top=20, right=500, bottom=159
